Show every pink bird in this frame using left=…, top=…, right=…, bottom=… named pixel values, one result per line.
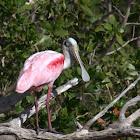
left=15, top=38, right=90, bottom=134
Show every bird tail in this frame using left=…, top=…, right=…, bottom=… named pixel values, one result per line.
left=15, top=70, right=32, bottom=93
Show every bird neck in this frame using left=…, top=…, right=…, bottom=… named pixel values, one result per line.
left=62, top=45, right=73, bottom=70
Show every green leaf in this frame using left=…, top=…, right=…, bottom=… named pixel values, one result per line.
left=33, top=35, right=51, bottom=46
left=16, top=26, right=22, bottom=31
left=127, top=71, right=139, bottom=76
left=82, top=0, right=90, bottom=5
left=60, top=107, right=68, bottom=116
left=102, top=77, right=113, bottom=88
left=0, top=113, right=5, bottom=118
left=54, top=29, right=68, bottom=36
left=87, top=42, right=95, bottom=52
left=26, top=94, right=35, bottom=104
left=80, top=4, right=93, bottom=16
left=14, top=107, right=24, bottom=114
left=103, top=23, right=112, bottom=31
left=50, top=8, right=54, bottom=17
left=76, top=32, right=86, bottom=39
left=95, top=25, right=105, bottom=32
left=110, top=15, right=116, bottom=25
left=17, top=4, right=34, bottom=13
left=106, top=72, right=115, bottom=77
left=119, top=28, right=124, bottom=33
left=116, top=34, right=124, bottom=45
left=127, top=64, right=135, bottom=70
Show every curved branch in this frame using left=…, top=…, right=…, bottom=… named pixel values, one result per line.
left=126, top=108, right=140, bottom=125
left=83, top=76, right=140, bottom=129
left=121, top=0, right=132, bottom=28
left=119, top=95, right=140, bottom=121
left=0, top=78, right=78, bottom=114
left=106, top=36, right=140, bottom=56
left=126, top=22, right=140, bottom=26
left=10, top=78, right=79, bottom=126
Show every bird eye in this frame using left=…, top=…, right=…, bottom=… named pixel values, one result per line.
left=70, top=43, right=72, bottom=46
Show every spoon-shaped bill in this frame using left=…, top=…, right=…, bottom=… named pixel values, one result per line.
left=70, top=45, right=90, bottom=82
left=81, top=66, right=90, bottom=82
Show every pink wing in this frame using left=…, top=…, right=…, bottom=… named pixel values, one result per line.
left=16, top=51, right=64, bottom=93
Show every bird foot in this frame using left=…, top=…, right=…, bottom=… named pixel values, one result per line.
left=36, top=127, right=64, bottom=135
left=44, top=128, right=62, bottom=134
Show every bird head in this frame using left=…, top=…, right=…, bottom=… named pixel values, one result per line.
left=63, top=38, right=90, bottom=82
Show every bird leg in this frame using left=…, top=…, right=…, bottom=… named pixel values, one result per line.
left=46, top=87, right=52, bottom=131
left=34, top=91, right=39, bottom=135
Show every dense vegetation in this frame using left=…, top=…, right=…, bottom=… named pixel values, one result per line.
left=0, top=0, right=140, bottom=137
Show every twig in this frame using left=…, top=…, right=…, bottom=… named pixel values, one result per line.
left=16, top=33, right=25, bottom=43
left=89, top=44, right=100, bottom=65
left=83, top=76, right=140, bottom=129
left=126, top=23, right=140, bottom=26
left=25, top=6, right=40, bottom=23
left=113, top=5, right=125, bottom=18
left=105, top=84, right=112, bottom=100
left=121, top=0, right=132, bottom=28
left=74, top=121, right=83, bottom=130
left=132, top=25, right=135, bottom=38
left=106, top=36, right=140, bottom=56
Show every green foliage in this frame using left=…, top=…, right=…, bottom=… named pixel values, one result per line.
left=0, top=0, right=139, bottom=136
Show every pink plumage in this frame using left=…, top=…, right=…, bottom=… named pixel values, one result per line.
left=15, top=38, right=90, bottom=134
left=16, top=50, right=64, bottom=93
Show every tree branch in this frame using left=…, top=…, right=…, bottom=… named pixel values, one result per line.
left=119, top=95, right=140, bottom=121
left=106, top=36, right=140, bottom=55
left=126, top=22, right=140, bottom=26
left=121, top=0, right=133, bottom=28
left=6, top=78, right=78, bottom=127
left=0, top=78, right=78, bottom=114
left=0, top=124, right=139, bottom=140
left=83, top=76, right=140, bottom=129
left=113, top=5, right=125, bottom=18
left=110, top=96, right=140, bottom=130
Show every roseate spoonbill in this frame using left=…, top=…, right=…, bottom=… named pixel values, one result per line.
left=15, top=38, right=90, bottom=134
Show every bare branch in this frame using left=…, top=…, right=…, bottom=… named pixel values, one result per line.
left=0, top=78, right=78, bottom=114
left=106, top=36, right=140, bottom=56
left=9, top=78, right=78, bottom=125
left=0, top=124, right=140, bottom=139
left=121, top=0, right=132, bottom=28
left=119, top=96, right=140, bottom=121
left=113, top=5, right=125, bottom=18
left=74, top=121, right=83, bottom=130
left=83, top=76, right=140, bottom=129
left=126, top=22, right=140, bottom=26
left=132, top=25, right=135, bottom=38
left=127, top=108, right=140, bottom=125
